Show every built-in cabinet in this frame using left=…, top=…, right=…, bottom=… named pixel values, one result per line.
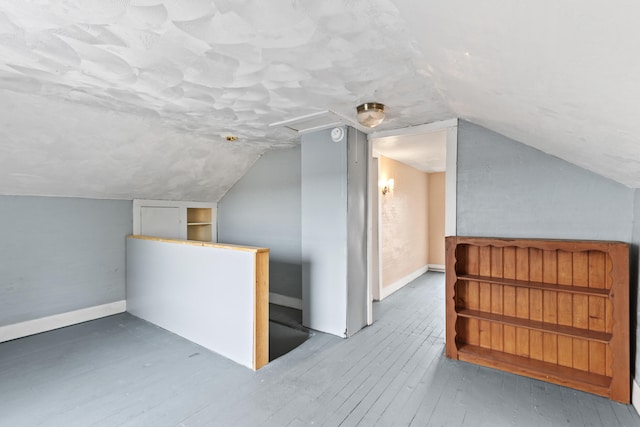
left=187, top=208, right=213, bottom=242
left=133, top=200, right=217, bottom=242
left=445, top=236, right=630, bottom=403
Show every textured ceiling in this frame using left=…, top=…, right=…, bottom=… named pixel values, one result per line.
left=395, top=0, right=640, bottom=188
left=0, top=1, right=639, bottom=202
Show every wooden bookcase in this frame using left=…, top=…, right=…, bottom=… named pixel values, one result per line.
left=445, top=236, right=630, bottom=403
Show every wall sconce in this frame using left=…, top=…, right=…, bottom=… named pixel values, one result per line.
left=381, top=178, right=394, bottom=195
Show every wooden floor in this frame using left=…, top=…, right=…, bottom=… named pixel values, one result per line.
left=1, top=272, right=638, bottom=426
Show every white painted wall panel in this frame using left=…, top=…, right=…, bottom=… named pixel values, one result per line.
left=126, top=237, right=255, bottom=369
left=301, top=127, right=368, bottom=337
left=301, top=128, right=348, bottom=336
left=140, top=207, right=181, bottom=239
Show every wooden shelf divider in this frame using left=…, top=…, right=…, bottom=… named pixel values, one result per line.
left=456, top=308, right=612, bottom=343
left=457, top=274, right=610, bottom=297
left=446, top=236, right=630, bottom=403
left=457, top=344, right=612, bottom=394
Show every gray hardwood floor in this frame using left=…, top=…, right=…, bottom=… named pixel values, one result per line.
left=1, top=272, right=638, bottom=426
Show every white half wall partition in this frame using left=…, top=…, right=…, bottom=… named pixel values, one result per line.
left=126, top=236, right=268, bottom=370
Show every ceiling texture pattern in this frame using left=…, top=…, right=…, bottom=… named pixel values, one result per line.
left=0, top=0, right=638, bottom=201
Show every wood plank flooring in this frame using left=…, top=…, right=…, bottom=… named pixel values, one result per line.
left=0, top=272, right=638, bottom=426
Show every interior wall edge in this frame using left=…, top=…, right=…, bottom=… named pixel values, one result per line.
left=632, top=188, right=640, bottom=381
left=427, top=264, right=445, bottom=272
left=380, top=265, right=428, bottom=300
left=0, top=300, right=126, bottom=343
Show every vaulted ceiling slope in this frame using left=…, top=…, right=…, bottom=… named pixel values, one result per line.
left=396, top=1, right=640, bottom=188
left=0, top=1, right=638, bottom=202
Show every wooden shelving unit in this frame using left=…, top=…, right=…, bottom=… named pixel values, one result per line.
left=445, top=236, right=630, bottom=403
left=187, top=208, right=212, bottom=242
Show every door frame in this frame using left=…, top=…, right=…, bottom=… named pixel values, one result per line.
left=365, top=118, right=458, bottom=325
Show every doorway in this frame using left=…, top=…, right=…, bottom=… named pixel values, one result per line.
left=366, top=119, right=458, bottom=324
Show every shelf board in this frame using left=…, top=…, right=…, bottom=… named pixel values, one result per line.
left=187, top=207, right=212, bottom=224
left=457, top=344, right=612, bottom=398
left=456, top=308, right=612, bottom=343
left=452, top=236, right=618, bottom=252
left=187, top=221, right=212, bottom=242
left=456, top=274, right=609, bottom=297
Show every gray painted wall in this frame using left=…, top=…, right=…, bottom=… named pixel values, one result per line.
left=301, top=126, right=368, bottom=337
left=218, top=147, right=302, bottom=299
left=301, top=128, right=348, bottom=336
left=632, top=189, right=640, bottom=376
left=457, top=119, right=639, bottom=382
left=346, top=127, right=368, bottom=336
left=0, top=196, right=131, bottom=326
left=457, top=120, right=634, bottom=241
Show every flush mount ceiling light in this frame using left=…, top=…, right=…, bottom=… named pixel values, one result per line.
left=356, top=102, right=385, bottom=128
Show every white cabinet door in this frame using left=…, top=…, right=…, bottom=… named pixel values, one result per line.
left=140, top=206, right=182, bottom=239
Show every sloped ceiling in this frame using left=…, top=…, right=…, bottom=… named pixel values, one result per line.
left=394, top=0, right=640, bottom=187
left=0, top=1, right=638, bottom=202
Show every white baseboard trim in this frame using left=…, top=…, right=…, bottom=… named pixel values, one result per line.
left=632, top=379, right=640, bottom=416
left=269, top=292, right=302, bottom=310
left=381, top=265, right=429, bottom=300
left=428, top=264, right=445, bottom=272
left=0, top=300, right=126, bottom=343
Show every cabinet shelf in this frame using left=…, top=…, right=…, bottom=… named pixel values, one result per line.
left=134, top=200, right=216, bottom=243
left=456, top=308, right=612, bottom=343
left=186, top=208, right=212, bottom=242
left=187, top=208, right=212, bottom=225
left=456, top=274, right=609, bottom=297
left=457, top=344, right=612, bottom=396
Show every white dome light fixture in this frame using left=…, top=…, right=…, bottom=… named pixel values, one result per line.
left=356, top=102, right=385, bottom=128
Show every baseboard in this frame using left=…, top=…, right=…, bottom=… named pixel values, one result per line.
left=0, top=300, right=126, bottom=343
left=633, top=379, right=640, bottom=416
left=381, top=265, right=429, bottom=300
left=269, top=292, right=302, bottom=310
left=428, top=264, right=445, bottom=272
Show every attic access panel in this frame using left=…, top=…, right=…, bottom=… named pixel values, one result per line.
left=269, top=111, right=344, bottom=134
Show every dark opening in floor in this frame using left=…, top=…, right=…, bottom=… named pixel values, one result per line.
left=269, top=303, right=311, bottom=361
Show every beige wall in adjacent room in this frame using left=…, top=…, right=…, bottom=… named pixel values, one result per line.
left=428, top=172, right=446, bottom=266
left=379, top=156, right=429, bottom=288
